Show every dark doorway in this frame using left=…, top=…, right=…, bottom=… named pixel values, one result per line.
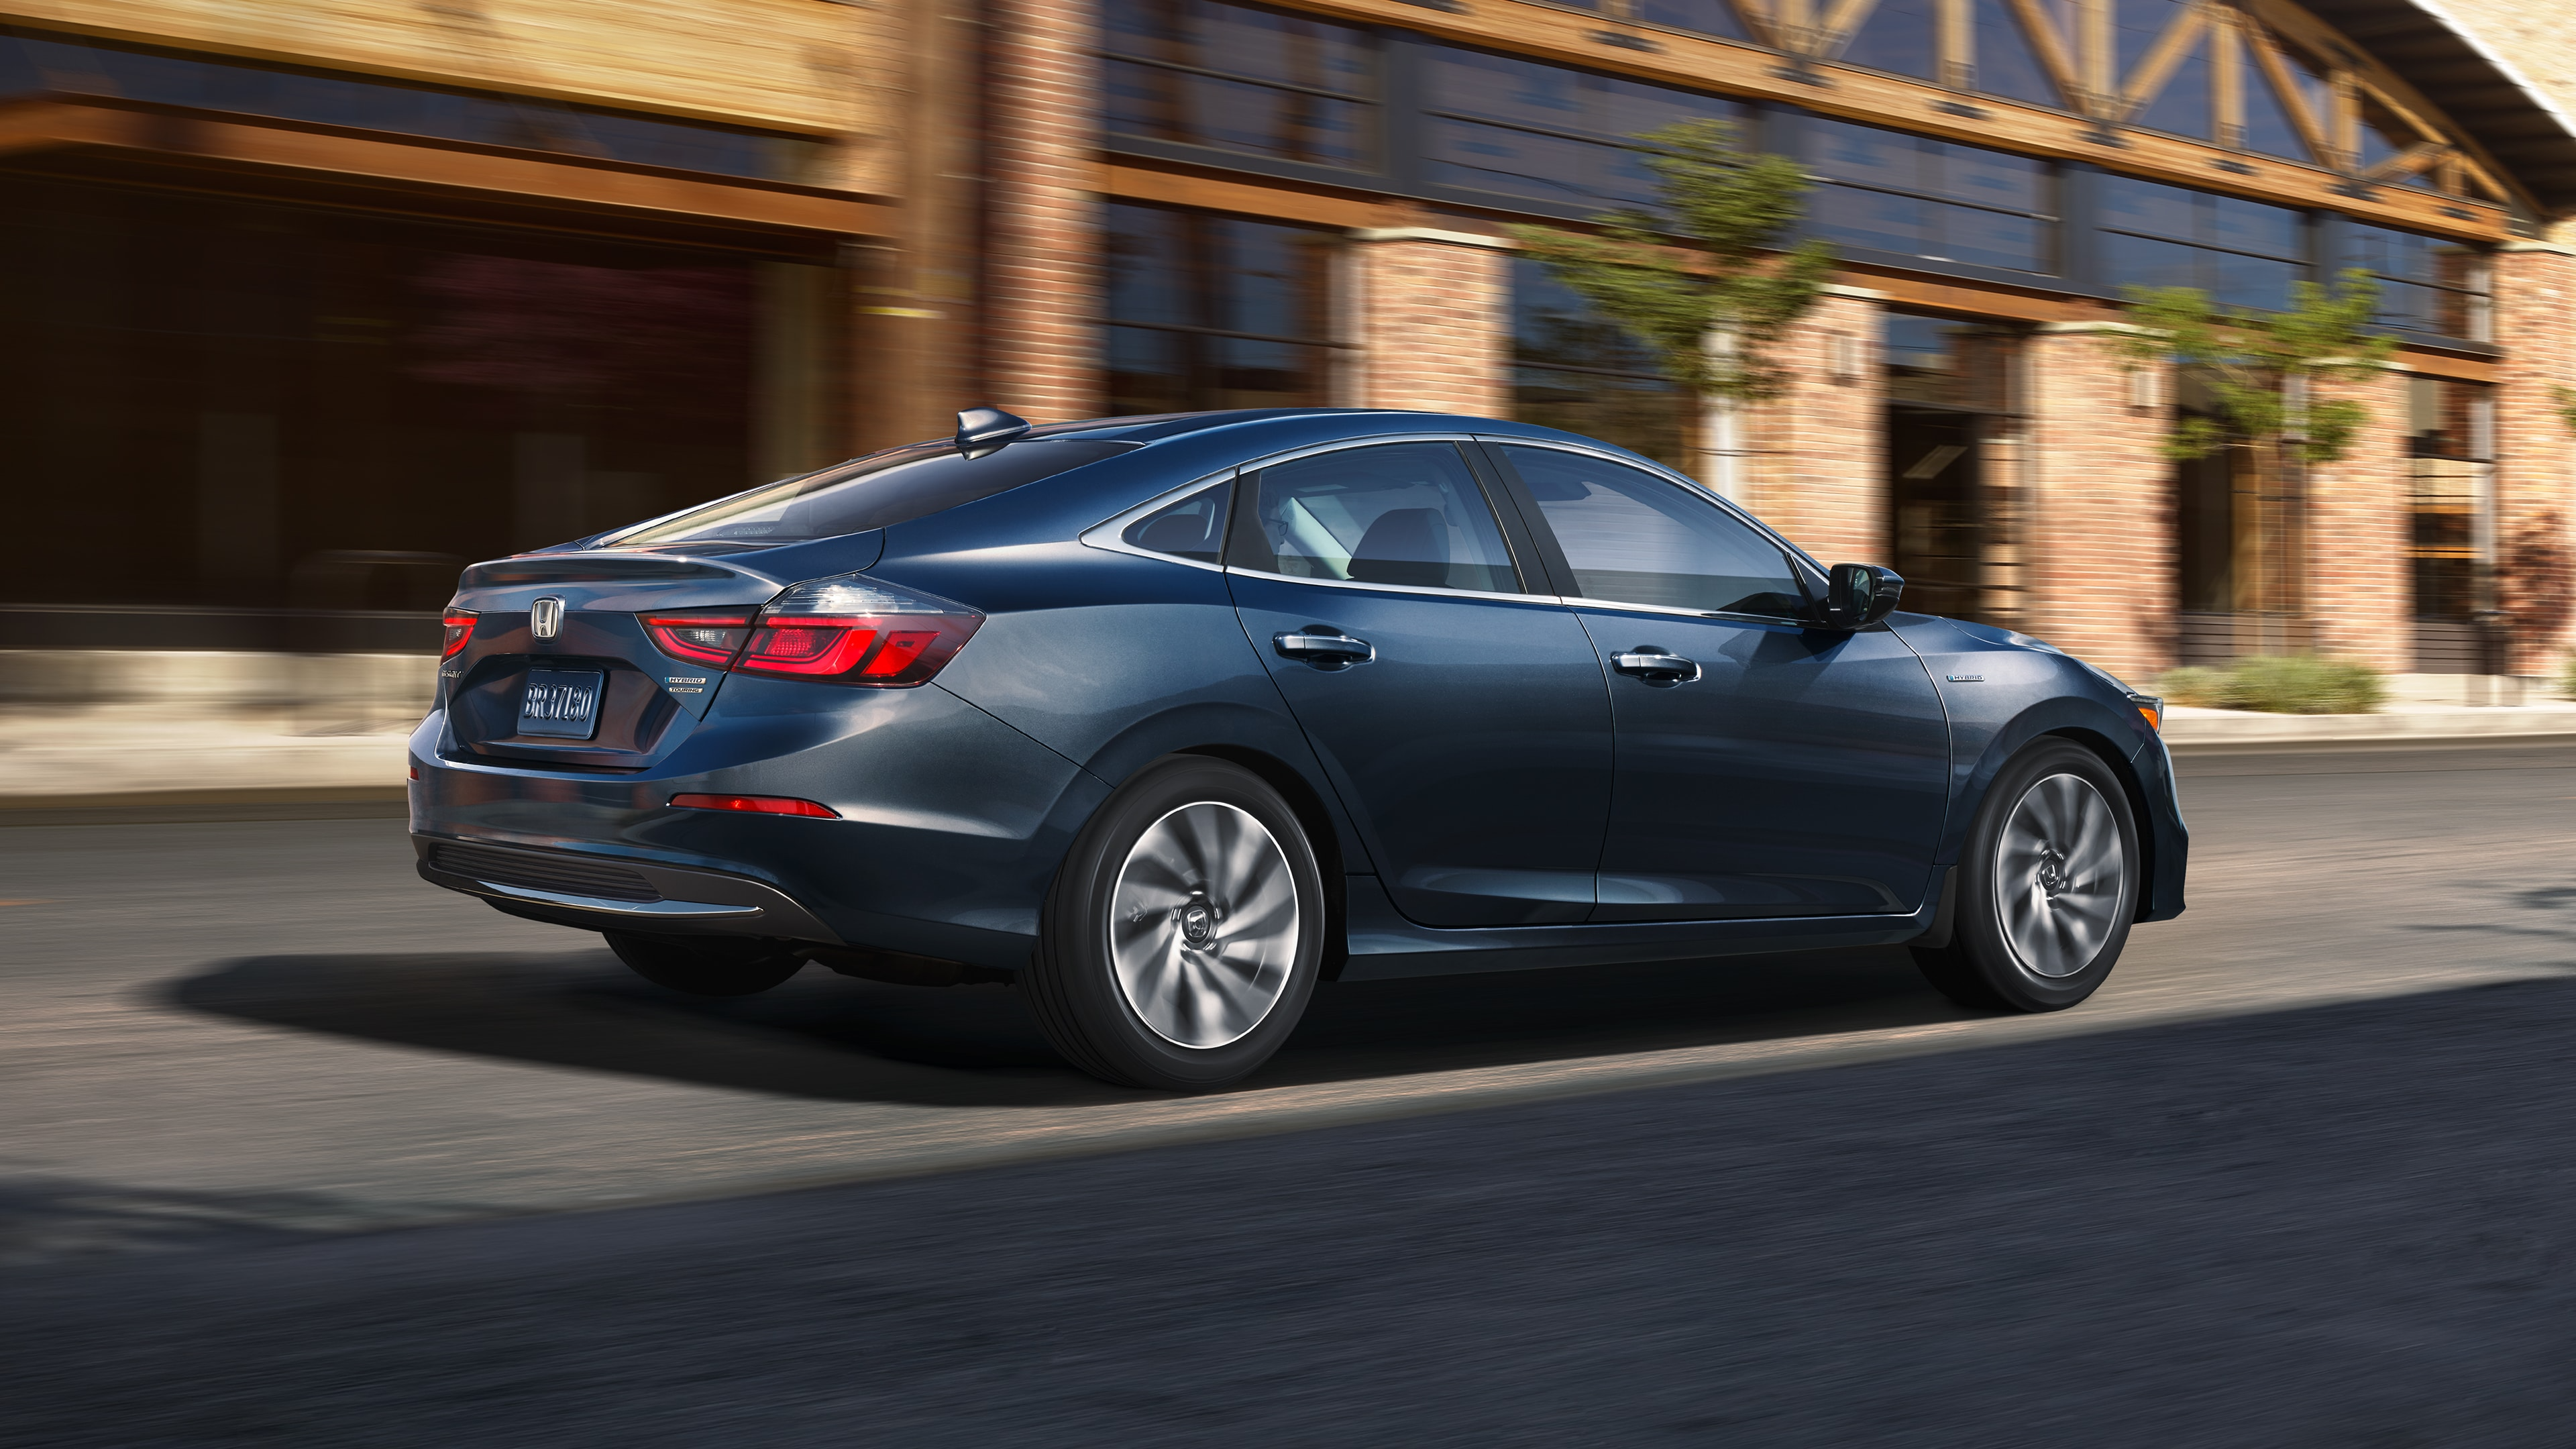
left=1882, top=313, right=2028, bottom=627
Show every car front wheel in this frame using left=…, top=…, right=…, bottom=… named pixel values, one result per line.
left=1913, top=738, right=2141, bottom=1013
left=1026, top=755, right=1326, bottom=1091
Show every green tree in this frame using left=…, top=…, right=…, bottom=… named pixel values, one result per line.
left=1508, top=118, right=1833, bottom=402
left=2113, top=270, right=2398, bottom=463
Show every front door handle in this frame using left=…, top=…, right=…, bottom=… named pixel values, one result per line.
left=1275, top=629, right=1375, bottom=668
left=1611, top=648, right=1701, bottom=684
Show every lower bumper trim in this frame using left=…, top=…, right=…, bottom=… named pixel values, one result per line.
left=413, top=833, right=844, bottom=944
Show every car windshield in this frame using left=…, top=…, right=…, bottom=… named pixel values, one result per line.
left=602, top=439, right=1138, bottom=549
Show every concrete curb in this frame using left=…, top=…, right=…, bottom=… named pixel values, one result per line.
left=0, top=787, right=407, bottom=826
left=2162, top=706, right=2576, bottom=753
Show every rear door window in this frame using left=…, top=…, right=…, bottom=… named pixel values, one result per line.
left=1499, top=445, right=1810, bottom=618
left=604, top=439, right=1138, bottom=549
left=1233, top=442, right=1521, bottom=594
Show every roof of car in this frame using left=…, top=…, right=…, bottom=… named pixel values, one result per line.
left=1025, top=408, right=1495, bottom=445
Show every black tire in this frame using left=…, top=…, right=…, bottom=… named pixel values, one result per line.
left=1025, top=755, right=1326, bottom=1092
left=606, top=931, right=806, bottom=997
left=1913, top=738, right=2141, bottom=1013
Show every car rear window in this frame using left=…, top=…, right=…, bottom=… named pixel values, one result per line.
left=602, top=439, right=1138, bottom=549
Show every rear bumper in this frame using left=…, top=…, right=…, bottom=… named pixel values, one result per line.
left=415, top=835, right=843, bottom=943
left=407, top=678, right=1110, bottom=971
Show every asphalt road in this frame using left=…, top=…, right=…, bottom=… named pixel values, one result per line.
left=5, top=743, right=2576, bottom=1442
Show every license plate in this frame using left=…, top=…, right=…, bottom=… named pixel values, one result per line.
left=517, top=669, right=605, bottom=739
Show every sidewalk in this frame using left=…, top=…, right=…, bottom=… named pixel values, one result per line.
left=2161, top=698, right=2576, bottom=751
left=8, top=694, right=2576, bottom=820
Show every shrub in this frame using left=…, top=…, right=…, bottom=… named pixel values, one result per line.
left=2220, top=654, right=2385, bottom=714
left=2561, top=651, right=2576, bottom=700
left=2153, top=666, right=2230, bottom=708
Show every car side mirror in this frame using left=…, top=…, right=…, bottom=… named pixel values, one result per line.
left=1821, top=564, right=1904, bottom=631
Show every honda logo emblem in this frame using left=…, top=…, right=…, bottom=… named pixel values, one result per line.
left=531, top=597, right=565, bottom=639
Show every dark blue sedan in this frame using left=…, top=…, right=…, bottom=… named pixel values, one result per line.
left=413, top=407, right=2186, bottom=1090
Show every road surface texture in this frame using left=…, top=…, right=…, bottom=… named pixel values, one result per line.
left=4, top=743, right=2576, bottom=1442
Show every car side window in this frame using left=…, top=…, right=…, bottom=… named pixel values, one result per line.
left=1120, top=480, right=1230, bottom=564
left=1237, top=442, right=1521, bottom=594
left=1501, top=445, right=1811, bottom=618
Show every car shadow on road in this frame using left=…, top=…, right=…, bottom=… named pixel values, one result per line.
left=166, top=946, right=1970, bottom=1108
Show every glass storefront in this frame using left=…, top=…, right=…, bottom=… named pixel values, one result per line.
left=0, top=176, right=843, bottom=645
left=2406, top=376, right=2496, bottom=671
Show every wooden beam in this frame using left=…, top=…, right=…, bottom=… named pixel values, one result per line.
left=0, top=96, right=891, bottom=237
left=2001, top=0, right=2089, bottom=117
left=1102, top=159, right=1395, bottom=230
left=2361, top=140, right=2448, bottom=185
left=2078, top=0, right=2115, bottom=108
left=2331, top=67, right=2360, bottom=174
left=2118, top=3, right=2208, bottom=120
left=1939, top=0, right=1972, bottom=91
left=2246, top=25, right=2330, bottom=164
left=2212, top=7, right=2245, bottom=151
left=1815, top=0, right=1881, bottom=58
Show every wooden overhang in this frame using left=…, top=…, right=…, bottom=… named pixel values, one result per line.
left=2302, top=0, right=2576, bottom=215
left=0, top=93, right=893, bottom=254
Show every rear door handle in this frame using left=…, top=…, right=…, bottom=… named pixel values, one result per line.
left=1274, top=630, right=1375, bottom=667
left=1611, top=649, right=1701, bottom=684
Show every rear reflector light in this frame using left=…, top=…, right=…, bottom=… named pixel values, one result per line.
left=739, top=619, right=881, bottom=676
left=440, top=611, right=476, bottom=659
left=642, top=610, right=754, bottom=667
left=669, top=792, right=839, bottom=818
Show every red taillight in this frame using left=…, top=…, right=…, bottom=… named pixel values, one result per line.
left=669, top=792, right=839, bottom=818
left=440, top=611, right=476, bottom=659
left=642, top=610, right=754, bottom=668
left=739, top=618, right=881, bottom=676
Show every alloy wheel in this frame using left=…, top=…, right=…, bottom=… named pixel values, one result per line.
left=1993, top=772, right=2127, bottom=979
left=1107, top=801, right=1302, bottom=1048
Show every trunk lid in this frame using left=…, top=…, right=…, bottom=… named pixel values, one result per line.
left=437, top=538, right=875, bottom=769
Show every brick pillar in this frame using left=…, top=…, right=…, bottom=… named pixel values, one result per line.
left=1346, top=228, right=1511, bottom=415
left=2494, top=241, right=2576, bottom=676
left=1744, top=287, right=1882, bottom=564
left=2023, top=323, right=2172, bottom=680
left=2304, top=365, right=2410, bottom=674
left=984, top=0, right=1099, bottom=421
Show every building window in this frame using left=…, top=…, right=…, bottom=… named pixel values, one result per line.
left=1509, top=259, right=1692, bottom=470
left=2407, top=376, right=2496, bottom=671
left=2342, top=223, right=2491, bottom=342
left=0, top=32, right=821, bottom=182
left=1803, top=117, right=2057, bottom=276
left=1421, top=48, right=1748, bottom=212
left=1104, top=203, right=1342, bottom=415
left=1102, top=0, right=1378, bottom=170
left=2098, top=175, right=2307, bottom=311
left=0, top=176, right=841, bottom=643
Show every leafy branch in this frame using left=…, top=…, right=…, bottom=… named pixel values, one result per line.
left=2112, top=269, right=2398, bottom=464
left=1508, top=119, right=1833, bottom=402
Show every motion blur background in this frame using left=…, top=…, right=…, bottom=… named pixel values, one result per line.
left=4, top=0, right=2576, bottom=810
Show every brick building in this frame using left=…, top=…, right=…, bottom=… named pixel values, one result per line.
left=3, top=0, right=2573, bottom=685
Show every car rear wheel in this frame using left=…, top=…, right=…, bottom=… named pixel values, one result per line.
left=1026, top=755, right=1325, bottom=1091
left=1913, top=738, right=2139, bottom=1013
left=606, top=931, right=806, bottom=996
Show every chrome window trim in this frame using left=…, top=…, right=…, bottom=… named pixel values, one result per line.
left=1562, top=596, right=1817, bottom=625
left=1220, top=567, right=1564, bottom=608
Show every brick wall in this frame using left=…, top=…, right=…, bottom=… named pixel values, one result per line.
left=983, top=0, right=1100, bottom=421
left=2493, top=241, right=2576, bottom=675
left=2023, top=324, right=2172, bottom=680
left=1743, top=290, right=1882, bottom=565
left=2306, top=366, right=2411, bottom=674
left=1347, top=230, right=1510, bottom=415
